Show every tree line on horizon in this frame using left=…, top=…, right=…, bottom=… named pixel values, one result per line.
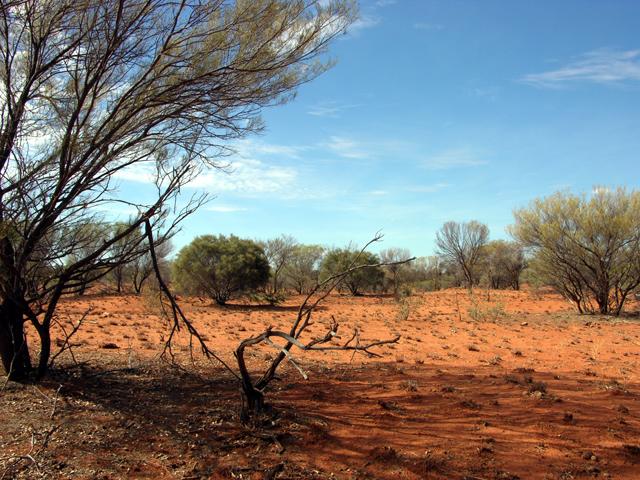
left=84, top=186, right=640, bottom=321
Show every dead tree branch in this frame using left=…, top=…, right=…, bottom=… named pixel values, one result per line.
left=145, top=219, right=240, bottom=380
left=236, top=233, right=413, bottom=419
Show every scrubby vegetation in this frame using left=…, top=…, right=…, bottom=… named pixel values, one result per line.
left=172, top=235, right=270, bottom=305
left=511, top=188, right=640, bottom=315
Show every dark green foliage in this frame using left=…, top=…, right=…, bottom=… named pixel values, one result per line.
left=173, top=235, right=270, bottom=305
left=319, top=248, right=384, bottom=295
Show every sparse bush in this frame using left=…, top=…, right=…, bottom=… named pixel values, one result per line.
left=172, top=235, right=270, bottom=305
left=481, top=240, right=527, bottom=290
left=467, top=296, right=507, bottom=322
left=510, top=187, right=640, bottom=315
left=283, top=244, right=325, bottom=294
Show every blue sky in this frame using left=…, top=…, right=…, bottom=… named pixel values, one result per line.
left=120, top=0, right=640, bottom=257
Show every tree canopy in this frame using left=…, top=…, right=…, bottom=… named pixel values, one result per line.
left=320, top=248, right=384, bottom=296
left=172, top=235, right=270, bottom=305
left=435, top=221, right=489, bottom=289
left=510, top=188, right=640, bottom=315
left=0, top=0, right=356, bottom=380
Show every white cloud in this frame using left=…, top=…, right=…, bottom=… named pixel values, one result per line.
left=521, top=48, right=640, bottom=88
left=233, top=138, right=306, bottom=159
left=376, top=0, right=397, bottom=7
left=369, top=190, right=388, bottom=196
left=324, top=136, right=370, bottom=159
left=113, top=161, right=156, bottom=183
left=206, top=204, right=248, bottom=213
left=307, top=101, right=360, bottom=117
left=187, top=158, right=297, bottom=195
left=92, top=202, right=143, bottom=217
left=423, top=148, right=487, bottom=170
left=348, top=15, right=380, bottom=36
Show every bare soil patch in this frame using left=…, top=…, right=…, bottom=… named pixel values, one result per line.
left=2, top=288, right=640, bottom=479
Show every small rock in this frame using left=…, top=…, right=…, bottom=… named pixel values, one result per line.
left=520, top=321, right=528, bottom=326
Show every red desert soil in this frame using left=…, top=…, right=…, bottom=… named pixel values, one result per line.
left=1, top=288, right=640, bottom=479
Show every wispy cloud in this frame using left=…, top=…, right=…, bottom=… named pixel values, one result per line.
left=413, top=22, right=444, bottom=31
left=375, top=0, right=397, bottom=7
left=521, top=48, right=640, bottom=88
left=115, top=156, right=297, bottom=197
left=307, top=101, right=361, bottom=117
left=206, top=204, right=248, bottom=213
left=423, top=148, right=487, bottom=170
left=348, top=15, right=380, bottom=36
left=369, top=189, right=388, bottom=196
left=233, top=138, right=307, bottom=159
left=408, top=182, right=451, bottom=193
left=188, top=158, right=297, bottom=194
left=324, top=136, right=370, bottom=159
left=113, top=162, right=156, bottom=183
left=469, top=86, right=499, bottom=101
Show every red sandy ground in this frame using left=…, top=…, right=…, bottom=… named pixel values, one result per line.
left=1, top=288, right=639, bottom=479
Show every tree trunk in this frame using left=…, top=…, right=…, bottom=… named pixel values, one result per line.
left=35, top=325, right=51, bottom=379
left=240, top=387, right=265, bottom=422
left=236, top=340, right=269, bottom=421
left=0, top=301, right=32, bottom=381
left=596, top=289, right=609, bottom=314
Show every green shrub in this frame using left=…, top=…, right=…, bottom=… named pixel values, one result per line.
left=319, top=248, right=384, bottom=295
left=172, top=235, right=270, bottom=305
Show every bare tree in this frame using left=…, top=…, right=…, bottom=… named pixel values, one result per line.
left=130, top=239, right=171, bottom=294
left=0, top=0, right=356, bottom=380
left=235, top=234, right=413, bottom=418
left=260, top=234, right=298, bottom=302
left=380, top=247, right=412, bottom=296
left=435, top=221, right=489, bottom=290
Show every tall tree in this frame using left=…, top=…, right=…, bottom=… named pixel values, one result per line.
left=435, top=221, right=489, bottom=289
left=380, top=247, right=413, bottom=296
left=261, top=235, right=298, bottom=299
left=0, top=0, right=356, bottom=380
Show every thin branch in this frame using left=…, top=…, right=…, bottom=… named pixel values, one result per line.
left=144, top=218, right=239, bottom=380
